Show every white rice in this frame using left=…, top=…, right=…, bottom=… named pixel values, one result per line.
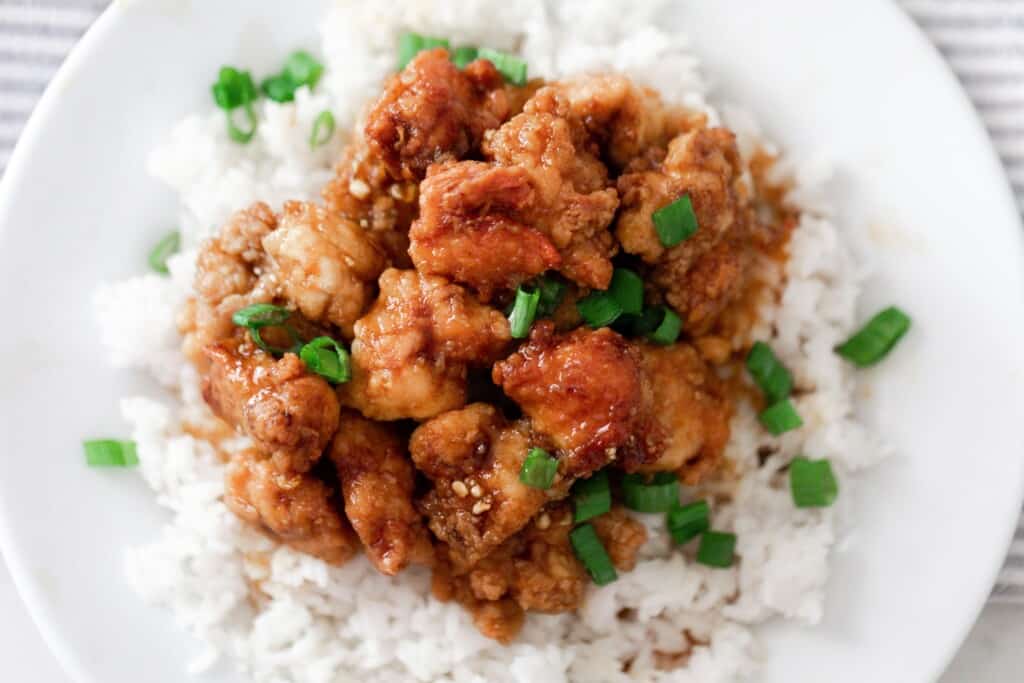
left=92, top=1, right=885, bottom=681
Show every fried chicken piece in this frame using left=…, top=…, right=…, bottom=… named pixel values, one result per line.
left=589, top=505, right=648, bottom=572
left=224, top=452, right=359, bottom=565
left=365, top=49, right=512, bottom=181
left=492, top=322, right=657, bottom=475
left=338, top=269, right=510, bottom=420
left=410, top=403, right=554, bottom=567
left=635, top=344, right=732, bottom=484
left=327, top=411, right=433, bottom=575
left=262, top=200, right=386, bottom=337
left=202, top=337, right=340, bottom=476
left=615, top=127, right=764, bottom=334
left=182, top=202, right=280, bottom=364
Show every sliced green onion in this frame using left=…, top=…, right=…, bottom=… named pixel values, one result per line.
left=572, top=470, right=611, bottom=523
left=226, top=102, right=258, bottom=144
left=577, top=291, right=623, bottom=328
left=397, top=32, right=451, bottom=70
left=696, top=531, right=736, bottom=568
left=647, top=306, right=682, bottom=345
left=478, top=47, right=528, bottom=86
left=452, top=45, right=479, bottom=69
left=667, top=500, right=710, bottom=545
left=534, top=274, right=566, bottom=318
left=519, top=447, right=558, bottom=489
left=569, top=523, right=618, bottom=586
left=759, top=399, right=803, bottom=436
left=84, top=439, right=138, bottom=467
left=652, top=194, right=698, bottom=247
left=622, top=472, right=679, bottom=513
left=746, top=341, right=793, bottom=404
left=310, top=110, right=335, bottom=149
left=789, top=457, right=839, bottom=508
left=211, top=66, right=257, bottom=110
left=148, top=231, right=180, bottom=275
left=608, top=267, right=644, bottom=316
left=835, top=306, right=911, bottom=367
left=508, top=285, right=541, bottom=339
left=232, top=303, right=292, bottom=328
left=299, top=336, right=351, bottom=384
left=261, top=74, right=296, bottom=103
left=283, top=50, right=324, bottom=89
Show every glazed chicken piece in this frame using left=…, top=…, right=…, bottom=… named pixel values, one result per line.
left=203, top=337, right=340, bottom=476
left=262, top=200, right=386, bottom=337
left=432, top=503, right=647, bottom=643
left=409, top=403, right=553, bottom=567
left=182, top=202, right=280, bottom=364
left=224, top=451, right=359, bottom=566
left=365, top=49, right=514, bottom=181
left=338, top=269, right=510, bottom=421
left=636, top=344, right=732, bottom=484
left=328, top=411, right=434, bottom=575
left=492, top=322, right=658, bottom=475
left=616, top=127, right=766, bottom=335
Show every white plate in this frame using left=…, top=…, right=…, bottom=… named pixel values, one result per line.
left=1, top=1, right=1022, bottom=682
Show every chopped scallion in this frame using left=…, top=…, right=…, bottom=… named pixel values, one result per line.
left=283, top=50, right=324, bottom=90
left=746, top=341, right=793, bottom=404
left=397, top=32, right=451, bottom=70
left=572, top=470, right=611, bottom=523
left=508, top=285, right=541, bottom=339
left=696, top=531, right=736, bottom=568
left=835, top=306, right=911, bottom=367
left=310, top=110, right=335, bottom=149
left=570, top=523, right=618, bottom=586
left=652, top=194, right=698, bottom=247
left=452, top=46, right=479, bottom=70
left=534, top=274, right=566, bottom=318
left=519, top=447, right=558, bottom=489
left=148, top=231, right=180, bottom=275
left=212, top=67, right=258, bottom=144
left=608, top=267, right=644, bottom=316
left=647, top=306, right=682, bottom=345
left=789, top=457, right=839, bottom=508
left=478, top=47, right=528, bottom=86
left=227, top=103, right=258, bottom=143
left=261, top=73, right=296, bottom=103
left=299, top=336, right=351, bottom=384
left=667, top=500, right=710, bottom=545
left=84, top=439, right=138, bottom=467
left=622, top=472, right=679, bottom=513
left=759, top=399, right=803, bottom=436
left=577, top=291, right=623, bottom=328
left=232, top=304, right=301, bottom=356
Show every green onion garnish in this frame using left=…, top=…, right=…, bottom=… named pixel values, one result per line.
left=84, top=439, right=138, bottom=467
left=746, top=341, right=793, bottom=404
left=569, top=523, right=618, bottom=585
left=622, top=472, right=679, bottom=513
left=226, top=103, right=258, bottom=143
left=310, top=110, right=335, bottom=149
left=452, top=46, right=479, bottom=69
left=608, top=267, right=644, bottom=316
left=759, top=398, right=803, bottom=436
left=696, top=531, right=736, bottom=568
left=534, top=274, right=566, bottom=318
left=232, top=303, right=301, bottom=356
left=397, top=32, right=451, bottom=70
left=212, top=67, right=259, bottom=144
left=478, top=47, right=528, bottom=86
left=572, top=470, right=611, bottom=523
left=667, top=500, right=710, bottom=545
left=789, top=457, right=839, bottom=508
left=577, top=291, right=623, bottom=328
left=835, top=306, right=911, bottom=367
left=508, top=285, right=541, bottom=339
left=299, top=336, right=351, bottom=384
left=652, top=194, right=698, bottom=247
left=284, top=51, right=324, bottom=90
left=519, top=447, right=558, bottom=489
left=647, top=306, right=682, bottom=345
left=148, top=231, right=180, bottom=275
left=261, top=74, right=296, bottom=103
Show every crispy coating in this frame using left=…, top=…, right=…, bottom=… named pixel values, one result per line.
left=202, top=337, right=340, bottom=476
left=338, top=269, right=510, bottom=420
left=328, top=411, right=434, bottom=575
left=492, top=322, right=656, bottom=474
left=410, top=403, right=556, bottom=567
left=590, top=505, right=648, bottom=572
left=365, top=49, right=512, bottom=181
left=636, top=344, right=732, bottom=484
left=616, top=127, right=760, bottom=334
left=262, top=201, right=386, bottom=338
left=183, top=202, right=281, bottom=364
left=224, top=452, right=359, bottom=565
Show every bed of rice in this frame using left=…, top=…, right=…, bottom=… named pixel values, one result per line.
left=91, top=1, right=884, bottom=681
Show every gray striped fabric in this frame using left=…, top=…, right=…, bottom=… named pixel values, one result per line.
left=1, top=0, right=1022, bottom=601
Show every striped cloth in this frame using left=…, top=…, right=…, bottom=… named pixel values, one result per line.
left=1, top=0, right=1023, bottom=601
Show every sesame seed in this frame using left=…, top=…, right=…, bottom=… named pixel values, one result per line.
left=536, top=513, right=551, bottom=530
left=470, top=484, right=484, bottom=498
left=452, top=481, right=469, bottom=498
left=349, top=179, right=371, bottom=199
left=472, top=500, right=491, bottom=515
